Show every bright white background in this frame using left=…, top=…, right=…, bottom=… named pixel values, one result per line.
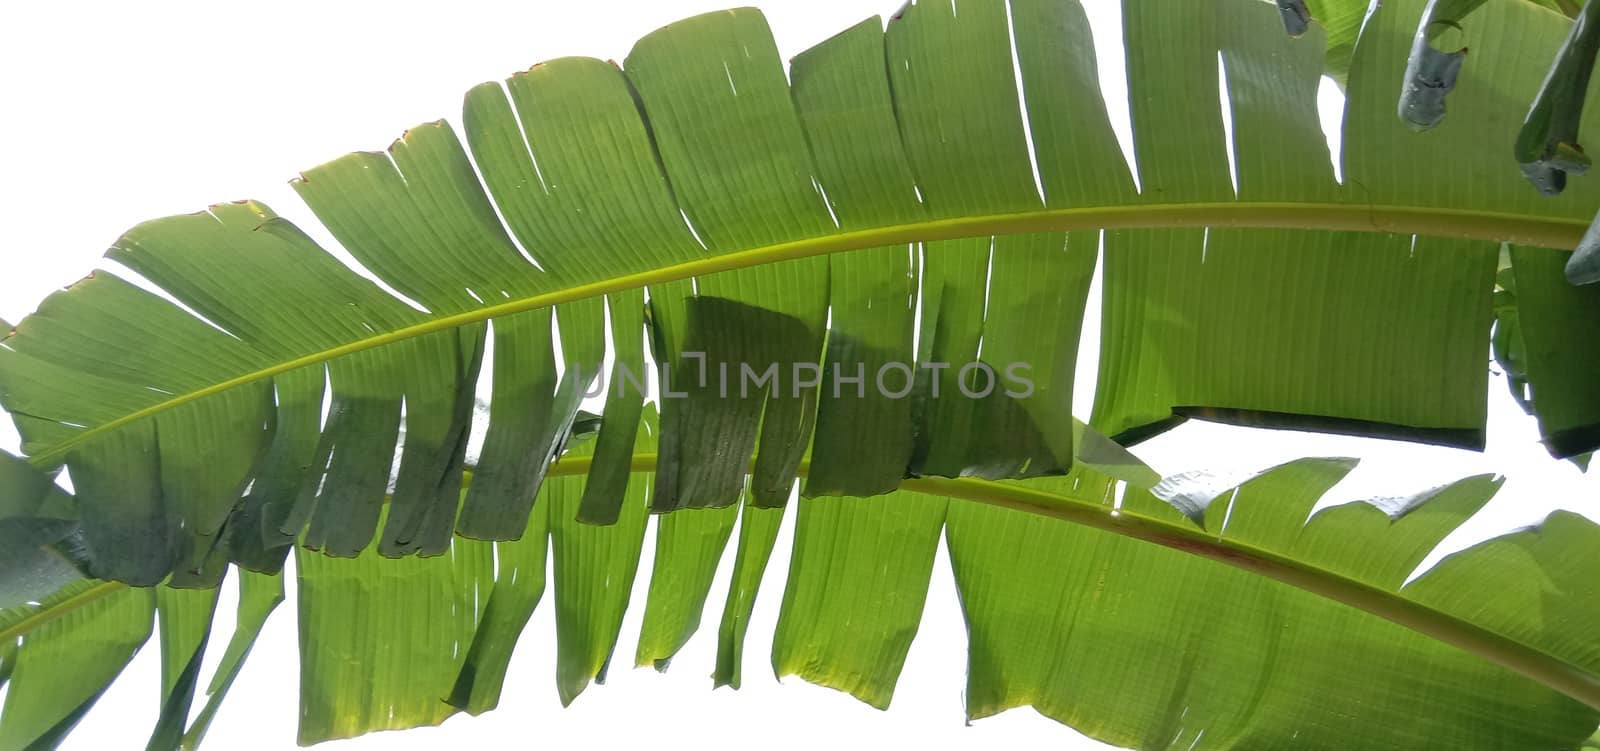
left=0, top=1, right=1594, bottom=749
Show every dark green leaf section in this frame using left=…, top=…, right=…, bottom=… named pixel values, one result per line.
left=885, top=0, right=1089, bottom=479
left=1310, top=0, right=1578, bottom=85
left=61, top=420, right=161, bottom=586
left=0, top=271, right=275, bottom=587
left=771, top=492, right=948, bottom=709
left=229, top=364, right=322, bottom=574
left=0, top=452, right=85, bottom=610
left=576, top=290, right=648, bottom=525
left=1493, top=262, right=1535, bottom=414
left=0, top=584, right=154, bottom=751
left=625, top=9, right=829, bottom=509
left=291, top=347, right=400, bottom=558
left=455, top=309, right=560, bottom=538
left=1503, top=247, right=1600, bottom=457
left=103, top=202, right=413, bottom=575
left=1514, top=0, right=1600, bottom=196
left=789, top=18, right=919, bottom=498
left=1398, top=0, right=1481, bottom=131
left=0, top=450, right=60, bottom=520
left=946, top=464, right=1597, bottom=750
left=380, top=325, right=485, bottom=558
left=653, top=297, right=814, bottom=512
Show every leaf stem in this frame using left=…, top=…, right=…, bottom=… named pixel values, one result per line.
left=21, top=201, right=1587, bottom=470
left=0, top=580, right=127, bottom=644
left=580, top=453, right=1600, bottom=711
left=11, top=452, right=1600, bottom=711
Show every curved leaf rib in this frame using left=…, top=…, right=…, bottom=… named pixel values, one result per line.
left=8, top=453, right=1600, bottom=718
left=2, top=0, right=1596, bottom=572
left=564, top=452, right=1600, bottom=714
left=14, top=201, right=1585, bottom=473
left=6, top=451, right=1593, bottom=749
left=0, top=580, right=126, bottom=645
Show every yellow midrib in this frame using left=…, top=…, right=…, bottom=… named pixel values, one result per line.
left=20, top=199, right=1585, bottom=468
left=8, top=451, right=1598, bottom=712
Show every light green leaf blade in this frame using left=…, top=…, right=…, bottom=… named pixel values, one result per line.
left=945, top=465, right=1595, bottom=750
left=547, top=412, right=654, bottom=705
left=0, top=585, right=154, bottom=751
left=634, top=504, right=738, bottom=670
left=294, top=512, right=493, bottom=744
left=770, top=491, right=947, bottom=709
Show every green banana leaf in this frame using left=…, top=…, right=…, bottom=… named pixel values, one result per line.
left=6, top=441, right=1600, bottom=749
left=2, top=0, right=1600, bottom=749
left=2, top=0, right=1597, bottom=585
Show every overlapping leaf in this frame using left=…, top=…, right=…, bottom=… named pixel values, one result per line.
left=4, top=438, right=1600, bottom=750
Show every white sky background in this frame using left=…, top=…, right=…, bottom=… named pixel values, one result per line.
left=0, top=1, right=1595, bottom=749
